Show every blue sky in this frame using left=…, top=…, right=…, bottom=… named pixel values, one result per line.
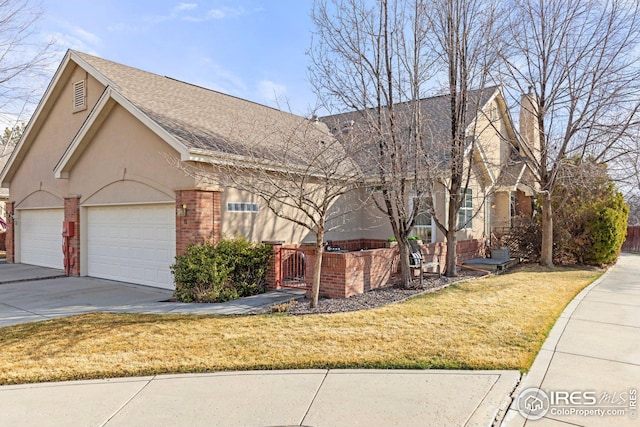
left=3, top=1, right=317, bottom=127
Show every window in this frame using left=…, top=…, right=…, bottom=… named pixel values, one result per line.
left=458, top=189, right=473, bottom=229
left=227, top=202, right=259, bottom=213
left=491, top=103, right=499, bottom=121
left=410, top=197, right=434, bottom=243
left=510, top=192, right=516, bottom=227
left=72, top=80, right=86, bottom=112
left=365, top=185, right=382, bottom=194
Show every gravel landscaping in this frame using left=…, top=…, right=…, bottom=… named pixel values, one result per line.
left=259, top=269, right=489, bottom=315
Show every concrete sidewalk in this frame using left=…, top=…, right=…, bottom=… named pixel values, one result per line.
left=0, top=369, right=519, bottom=427
left=502, top=253, right=640, bottom=427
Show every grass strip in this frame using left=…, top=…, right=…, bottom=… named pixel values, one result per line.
left=0, top=265, right=601, bottom=384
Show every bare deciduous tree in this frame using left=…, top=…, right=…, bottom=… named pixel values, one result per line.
left=1, top=0, right=53, bottom=161
left=311, top=0, right=439, bottom=286
left=311, top=0, right=505, bottom=280
left=424, top=0, right=502, bottom=276
left=174, top=117, right=363, bottom=308
left=499, top=0, right=640, bottom=266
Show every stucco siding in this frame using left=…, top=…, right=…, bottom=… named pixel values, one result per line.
left=67, top=104, right=195, bottom=205
left=11, top=65, right=105, bottom=208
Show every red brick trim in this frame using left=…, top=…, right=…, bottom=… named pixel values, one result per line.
left=5, top=202, right=14, bottom=263
left=175, top=189, right=221, bottom=256
left=64, top=196, right=81, bottom=276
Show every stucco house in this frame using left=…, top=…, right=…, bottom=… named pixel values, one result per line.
left=321, top=87, right=537, bottom=248
left=0, top=50, right=535, bottom=291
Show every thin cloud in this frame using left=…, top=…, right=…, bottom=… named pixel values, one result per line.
left=175, top=3, right=198, bottom=12
left=257, top=80, right=288, bottom=108
left=182, top=6, right=246, bottom=22
left=47, top=19, right=102, bottom=52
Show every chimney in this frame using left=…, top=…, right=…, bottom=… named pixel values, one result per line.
left=519, top=88, right=540, bottom=164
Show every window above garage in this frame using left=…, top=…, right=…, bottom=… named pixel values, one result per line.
left=227, top=202, right=259, bottom=213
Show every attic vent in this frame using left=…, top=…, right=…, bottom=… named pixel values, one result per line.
left=72, top=80, right=87, bottom=112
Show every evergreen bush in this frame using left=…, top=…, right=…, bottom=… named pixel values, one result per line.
left=171, top=238, right=273, bottom=303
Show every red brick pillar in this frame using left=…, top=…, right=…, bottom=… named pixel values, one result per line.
left=64, top=196, right=81, bottom=276
left=263, top=241, right=283, bottom=290
left=5, top=202, right=14, bottom=263
left=175, top=189, right=221, bottom=256
left=301, top=243, right=316, bottom=292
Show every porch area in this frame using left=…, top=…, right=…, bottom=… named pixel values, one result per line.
left=265, top=238, right=485, bottom=299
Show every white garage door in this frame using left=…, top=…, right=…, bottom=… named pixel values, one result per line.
left=87, top=204, right=175, bottom=289
left=19, top=209, right=64, bottom=269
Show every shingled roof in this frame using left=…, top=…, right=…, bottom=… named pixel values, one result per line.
left=72, top=51, right=331, bottom=161
left=320, top=87, right=499, bottom=145
left=318, top=87, right=501, bottom=178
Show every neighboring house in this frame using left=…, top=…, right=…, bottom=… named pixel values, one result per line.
left=321, top=87, right=537, bottom=246
left=0, top=153, right=8, bottom=230
left=0, top=50, right=536, bottom=291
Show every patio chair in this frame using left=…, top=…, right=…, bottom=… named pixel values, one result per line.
left=408, top=240, right=442, bottom=285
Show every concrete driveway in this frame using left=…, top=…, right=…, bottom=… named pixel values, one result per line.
left=0, top=263, right=306, bottom=326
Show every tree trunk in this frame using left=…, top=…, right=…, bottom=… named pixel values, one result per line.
left=310, top=232, right=324, bottom=308
left=540, top=193, right=554, bottom=267
left=445, top=228, right=457, bottom=277
left=397, top=238, right=413, bottom=289
left=445, top=188, right=459, bottom=277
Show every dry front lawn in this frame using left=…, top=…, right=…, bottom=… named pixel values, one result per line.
left=0, top=265, right=601, bottom=384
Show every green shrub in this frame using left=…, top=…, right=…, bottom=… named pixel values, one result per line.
left=551, top=159, right=629, bottom=265
left=584, top=191, right=629, bottom=265
left=171, top=238, right=273, bottom=303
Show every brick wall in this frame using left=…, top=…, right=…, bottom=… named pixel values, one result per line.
left=5, top=202, right=14, bottom=263
left=265, top=238, right=485, bottom=299
left=63, top=196, right=81, bottom=276
left=454, top=239, right=485, bottom=263
left=175, top=189, right=221, bottom=256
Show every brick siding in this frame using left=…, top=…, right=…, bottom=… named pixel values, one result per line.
left=63, top=196, right=81, bottom=276
left=5, top=202, right=14, bottom=263
left=175, top=189, right=221, bottom=256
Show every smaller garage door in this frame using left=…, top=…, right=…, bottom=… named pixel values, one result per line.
left=19, top=209, right=64, bottom=269
left=87, top=204, right=175, bottom=289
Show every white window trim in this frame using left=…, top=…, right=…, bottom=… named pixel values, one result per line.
left=458, top=189, right=473, bottom=230
left=409, top=196, right=435, bottom=243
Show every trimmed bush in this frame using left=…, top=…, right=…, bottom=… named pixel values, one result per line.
left=584, top=191, right=629, bottom=265
left=171, top=238, right=273, bottom=303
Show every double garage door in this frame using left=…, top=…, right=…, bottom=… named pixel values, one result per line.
left=19, top=205, right=175, bottom=289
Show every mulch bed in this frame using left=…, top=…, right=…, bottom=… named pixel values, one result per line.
left=258, top=270, right=489, bottom=315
